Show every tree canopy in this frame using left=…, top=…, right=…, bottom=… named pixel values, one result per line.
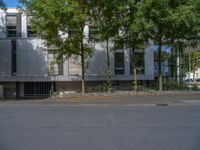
left=140, top=0, right=200, bottom=90
left=19, top=0, right=200, bottom=92
left=20, top=0, right=94, bottom=93
left=0, top=0, right=6, bottom=10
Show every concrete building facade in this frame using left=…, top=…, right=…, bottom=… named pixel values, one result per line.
left=0, top=9, right=155, bottom=98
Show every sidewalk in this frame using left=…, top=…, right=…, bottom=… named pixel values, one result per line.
left=0, top=91, right=199, bottom=106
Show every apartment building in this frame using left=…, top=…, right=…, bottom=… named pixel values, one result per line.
left=0, top=9, right=154, bottom=99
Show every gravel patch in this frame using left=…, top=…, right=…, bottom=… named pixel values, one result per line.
left=52, top=90, right=200, bottom=100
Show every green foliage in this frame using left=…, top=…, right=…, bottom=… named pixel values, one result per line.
left=191, top=84, right=199, bottom=91
left=0, top=0, right=6, bottom=10
left=163, top=79, right=189, bottom=91
left=141, top=0, right=200, bottom=90
left=19, top=0, right=96, bottom=93
left=184, top=50, right=200, bottom=80
left=19, top=0, right=93, bottom=57
left=90, top=0, right=121, bottom=41
left=112, top=1, right=152, bottom=91
left=88, top=83, right=108, bottom=92
left=190, top=50, right=200, bottom=71
left=105, top=68, right=113, bottom=92
left=118, top=1, right=151, bottom=47
left=87, top=68, right=113, bottom=93
left=19, top=0, right=200, bottom=92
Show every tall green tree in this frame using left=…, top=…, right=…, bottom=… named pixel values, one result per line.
left=117, top=0, right=151, bottom=91
left=142, top=0, right=174, bottom=91
left=169, top=0, right=200, bottom=85
left=93, top=0, right=150, bottom=91
left=142, top=0, right=199, bottom=91
left=19, top=0, right=94, bottom=93
left=185, top=50, right=200, bottom=81
left=191, top=50, right=200, bottom=81
left=90, top=0, right=121, bottom=92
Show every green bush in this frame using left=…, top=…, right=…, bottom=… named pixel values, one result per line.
left=163, top=79, right=189, bottom=91
left=88, top=82, right=112, bottom=92
left=105, top=68, right=113, bottom=92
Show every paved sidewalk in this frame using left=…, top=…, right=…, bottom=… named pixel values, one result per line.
left=0, top=92, right=199, bottom=106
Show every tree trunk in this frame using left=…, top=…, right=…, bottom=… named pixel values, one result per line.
left=193, top=70, right=195, bottom=82
left=105, top=39, right=112, bottom=92
left=192, top=62, right=196, bottom=82
left=81, top=37, right=85, bottom=94
left=179, top=45, right=183, bottom=85
left=177, top=47, right=180, bottom=85
left=189, top=52, right=191, bottom=81
left=175, top=46, right=178, bottom=81
left=106, top=39, right=110, bottom=68
left=158, top=40, right=163, bottom=91
left=132, top=46, right=137, bottom=91
left=170, top=46, right=176, bottom=79
left=177, top=43, right=183, bottom=85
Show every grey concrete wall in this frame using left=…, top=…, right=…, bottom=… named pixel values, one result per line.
left=86, top=43, right=154, bottom=81
left=21, top=13, right=27, bottom=38
left=0, top=39, right=11, bottom=77
left=0, top=85, right=3, bottom=99
left=0, top=9, right=155, bottom=82
left=17, top=39, right=48, bottom=77
left=145, top=46, right=154, bottom=77
left=87, top=43, right=108, bottom=76
left=2, top=82, right=16, bottom=99
left=0, top=11, right=6, bottom=38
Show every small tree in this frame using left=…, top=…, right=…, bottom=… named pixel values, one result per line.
left=191, top=50, right=200, bottom=81
left=90, top=0, right=121, bottom=92
left=142, top=0, right=199, bottom=91
left=20, top=0, right=94, bottom=93
left=169, top=0, right=200, bottom=85
left=117, top=1, right=151, bottom=91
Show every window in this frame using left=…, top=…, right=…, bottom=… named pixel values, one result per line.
left=7, top=15, right=17, bottom=37
left=68, top=55, right=79, bottom=75
left=48, top=50, right=63, bottom=75
left=114, top=41, right=125, bottom=75
left=89, top=26, right=99, bottom=40
left=27, top=16, right=37, bottom=37
left=130, top=52, right=145, bottom=74
left=115, top=52, right=125, bottom=75
left=11, top=40, right=17, bottom=76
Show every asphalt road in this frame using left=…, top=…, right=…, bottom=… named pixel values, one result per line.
left=0, top=105, right=200, bottom=150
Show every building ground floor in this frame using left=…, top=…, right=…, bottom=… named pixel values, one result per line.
left=0, top=80, right=153, bottom=99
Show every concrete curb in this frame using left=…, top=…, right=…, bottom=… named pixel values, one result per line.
left=0, top=101, right=200, bottom=107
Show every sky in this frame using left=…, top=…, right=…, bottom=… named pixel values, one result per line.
left=5, top=0, right=18, bottom=8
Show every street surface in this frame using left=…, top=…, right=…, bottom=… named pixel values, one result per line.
left=0, top=93, right=200, bottom=106
left=0, top=104, right=200, bottom=150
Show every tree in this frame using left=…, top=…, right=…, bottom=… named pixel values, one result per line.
left=0, top=0, right=6, bottom=9
left=117, top=1, right=151, bottom=91
left=141, top=0, right=199, bottom=91
left=19, top=0, right=94, bottom=93
left=142, top=1, right=174, bottom=91
left=191, top=50, right=200, bottom=81
left=90, top=0, right=121, bottom=92
left=185, top=50, right=200, bottom=81
left=169, top=0, right=200, bottom=85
